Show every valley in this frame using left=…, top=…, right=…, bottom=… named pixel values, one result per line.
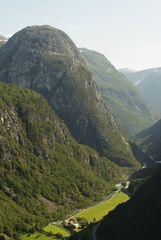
left=0, top=3, right=161, bottom=239
left=21, top=190, right=129, bottom=240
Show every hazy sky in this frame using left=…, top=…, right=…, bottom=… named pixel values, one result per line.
left=1, top=0, right=161, bottom=70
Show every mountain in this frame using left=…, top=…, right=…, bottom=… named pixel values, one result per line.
left=130, top=142, right=152, bottom=167
left=0, top=35, right=7, bottom=48
left=80, top=48, right=158, bottom=137
left=136, top=119, right=161, bottom=163
left=97, top=117, right=161, bottom=239
left=97, top=167, right=161, bottom=240
left=119, top=68, right=137, bottom=74
left=0, top=81, right=126, bottom=237
left=121, top=68, right=161, bottom=114
left=0, top=25, right=139, bottom=168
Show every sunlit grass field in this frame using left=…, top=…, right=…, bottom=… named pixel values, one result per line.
left=74, top=192, right=129, bottom=222
left=21, top=225, right=70, bottom=240
left=21, top=192, right=129, bottom=239
left=44, top=224, right=70, bottom=237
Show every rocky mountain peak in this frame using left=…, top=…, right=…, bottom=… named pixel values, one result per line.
left=0, top=25, right=139, bottom=168
left=6, top=25, right=81, bottom=61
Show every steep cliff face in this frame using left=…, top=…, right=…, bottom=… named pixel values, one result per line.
left=0, top=82, right=126, bottom=236
left=80, top=48, right=159, bottom=137
left=0, top=25, right=139, bottom=168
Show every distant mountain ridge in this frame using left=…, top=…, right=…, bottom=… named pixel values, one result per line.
left=0, top=25, right=139, bottom=168
left=120, top=68, right=161, bottom=114
left=80, top=48, right=159, bottom=137
left=0, top=35, right=7, bottom=47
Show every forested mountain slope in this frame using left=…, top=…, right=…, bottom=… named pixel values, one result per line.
left=136, top=118, right=161, bottom=162
left=0, top=82, right=126, bottom=237
left=97, top=167, right=161, bottom=240
left=81, top=48, right=158, bottom=137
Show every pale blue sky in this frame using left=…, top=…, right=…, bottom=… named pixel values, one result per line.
left=1, top=0, right=161, bottom=69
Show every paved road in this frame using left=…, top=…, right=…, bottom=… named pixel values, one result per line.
left=91, top=191, right=119, bottom=240
left=92, top=221, right=101, bottom=240
left=91, top=181, right=130, bottom=240
left=51, top=184, right=126, bottom=240
left=65, top=190, right=119, bottom=222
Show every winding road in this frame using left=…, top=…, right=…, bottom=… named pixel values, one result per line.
left=92, top=221, right=101, bottom=240
left=91, top=191, right=118, bottom=240
left=91, top=183, right=128, bottom=240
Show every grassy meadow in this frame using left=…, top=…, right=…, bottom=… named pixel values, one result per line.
left=74, top=192, right=129, bottom=222
left=21, top=192, right=129, bottom=239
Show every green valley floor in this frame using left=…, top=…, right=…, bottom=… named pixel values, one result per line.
left=21, top=192, right=129, bottom=240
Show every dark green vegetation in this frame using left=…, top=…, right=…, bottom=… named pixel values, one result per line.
left=130, top=142, right=152, bottom=166
left=1, top=26, right=156, bottom=240
left=0, top=82, right=127, bottom=237
left=97, top=116, right=161, bottom=240
left=128, top=166, right=159, bottom=196
left=97, top=167, right=161, bottom=240
left=121, top=68, right=161, bottom=114
left=21, top=224, right=70, bottom=240
left=81, top=49, right=159, bottom=137
left=136, top=118, right=161, bottom=162
left=22, top=192, right=129, bottom=240
left=0, top=25, right=140, bottom=168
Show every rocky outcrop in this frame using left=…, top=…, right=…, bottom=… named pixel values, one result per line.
left=0, top=25, right=139, bottom=168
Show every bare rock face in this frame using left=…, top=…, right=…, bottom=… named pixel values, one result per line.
left=0, top=25, right=139, bottom=167
left=0, top=35, right=7, bottom=48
